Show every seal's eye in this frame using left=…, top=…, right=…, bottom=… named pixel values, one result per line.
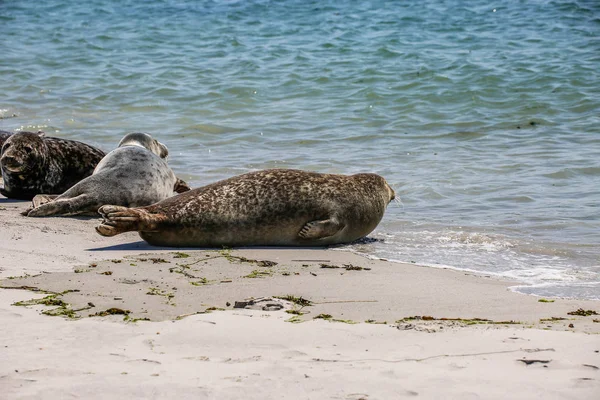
left=23, top=146, right=33, bottom=154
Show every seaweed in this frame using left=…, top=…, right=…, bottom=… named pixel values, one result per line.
left=567, top=308, right=598, bottom=316
left=274, top=295, right=312, bottom=307
left=243, top=269, right=273, bottom=278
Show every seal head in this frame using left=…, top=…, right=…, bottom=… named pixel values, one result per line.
left=0, top=132, right=105, bottom=200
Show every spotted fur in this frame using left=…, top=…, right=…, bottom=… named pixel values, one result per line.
left=0, top=132, right=105, bottom=200
left=96, top=169, right=395, bottom=247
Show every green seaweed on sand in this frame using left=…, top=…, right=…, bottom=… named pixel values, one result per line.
left=243, top=269, right=273, bottom=278
left=274, top=295, right=313, bottom=307
left=169, top=264, right=200, bottom=279
left=149, top=258, right=170, bottom=264
left=313, top=314, right=358, bottom=324
left=539, top=317, right=566, bottom=322
left=92, top=308, right=131, bottom=317
left=567, top=308, right=598, bottom=316
left=342, top=264, right=371, bottom=271
left=190, top=277, right=211, bottom=286
left=146, top=287, right=176, bottom=304
left=538, top=299, right=555, bottom=303
left=173, top=252, right=191, bottom=259
left=204, top=307, right=226, bottom=312
left=12, top=291, right=85, bottom=319
left=365, top=319, right=388, bottom=324
left=396, top=316, right=521, bottom=325
left=285, top=309, right=306, bottom=316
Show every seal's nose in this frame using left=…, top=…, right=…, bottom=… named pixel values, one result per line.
left=1, top=155, right=22, bottom=171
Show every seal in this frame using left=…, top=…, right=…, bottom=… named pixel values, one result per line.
left=25, top=132, right=191, bottom=217
left=96, top=168, right=395, bottom=247
left=0, top=131, right=105, bottom=200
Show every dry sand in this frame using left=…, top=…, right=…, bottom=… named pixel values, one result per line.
left=1, top=193, right=599, bottom=399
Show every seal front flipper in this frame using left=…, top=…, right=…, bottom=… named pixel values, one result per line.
left=21, top=194, right=59, bottom=216
left=298, top=218, right=345, bottom=240
left=26, top=194, right=94, bottom=217
left=174, top=178, right=191, bottom=193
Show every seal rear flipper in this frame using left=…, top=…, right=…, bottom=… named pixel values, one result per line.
left=298, top=218, right=345, bottom=240
left=96, top=205, right=163, bottom=237
left=26, top=194, right=95, bottom=217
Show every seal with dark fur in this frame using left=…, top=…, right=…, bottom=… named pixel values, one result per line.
left=24, top=132, right=191, bottom=217
left=0, top=131, right=105, bottom=200
left=96, top=169, right=395, bottom=247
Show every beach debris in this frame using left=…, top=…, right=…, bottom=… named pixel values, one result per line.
left=149, top=258, right=169, bottom=264
left=274, top=295, right=312, bottom=307
left=567, top=309, right=598, bottom=316
left=243, top=269, right=273, bottom=278
left=538, top=299, right=554, bottom=303
left=233, top=297, right=285, bottom=311
left=172, top=252, right=190, bottom=258
left=92, top=308, right=130, bottom=317
left=517, top=359, right=551, bottom=366
left=319, top=263, right=371, bottom=271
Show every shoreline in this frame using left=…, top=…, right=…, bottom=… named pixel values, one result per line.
left=1, top=193, right=599, bottom=398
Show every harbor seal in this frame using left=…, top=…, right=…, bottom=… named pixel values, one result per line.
left=0, top=131, right=105, bottom=200
left=24, top=132, right=191, bottom=217
left=96, top=169, right=395, bottom=247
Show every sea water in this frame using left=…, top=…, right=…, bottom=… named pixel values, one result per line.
left=1, top=0, right=598, bottom=299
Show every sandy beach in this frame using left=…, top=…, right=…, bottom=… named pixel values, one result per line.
left=1, top=193, right=598, bottom=399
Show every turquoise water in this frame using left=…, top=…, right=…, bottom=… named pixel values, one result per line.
left=1, top=0, right=599, bottom=299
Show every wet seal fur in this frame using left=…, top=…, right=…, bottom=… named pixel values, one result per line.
left=25, top=132, right=191, bottom=217
left=0, top=131, right=105, bottom=200
left=96, top=169, right=395, bottom=247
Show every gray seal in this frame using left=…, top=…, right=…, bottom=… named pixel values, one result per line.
left=25, top=132, right=190, bottom=217
left=96, top=168, right=395, bottom=247
left=0, top=131, right=105, bottom=200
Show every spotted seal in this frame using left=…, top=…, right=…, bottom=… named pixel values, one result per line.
left=25, top=132, right=191, bottom=217
left=0, top=131, right=105, bottom=200
left=96, top=169, right=395, bottom=247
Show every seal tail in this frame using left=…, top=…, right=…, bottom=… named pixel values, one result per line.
left=96, top=205, right=159, bottom=237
